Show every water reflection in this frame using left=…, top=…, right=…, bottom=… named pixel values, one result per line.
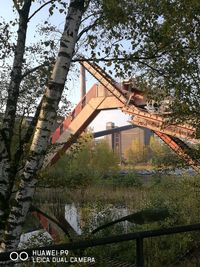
left=65, top=203, right=81, bottom=235
left=65, top=203, right=130, bottom=235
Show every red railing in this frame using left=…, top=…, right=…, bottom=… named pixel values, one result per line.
left=51, top=84, right=97, bottom=144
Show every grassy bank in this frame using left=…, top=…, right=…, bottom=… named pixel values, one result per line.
left=33, top=173, right=200, bottom=266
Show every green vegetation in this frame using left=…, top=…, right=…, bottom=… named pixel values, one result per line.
left=35, top=133, right=200, bottom=266
left=104, top=172, right=143, bottom=187
left=124, top=135, right=185, bottom=169
left=40, top=133, right=192, bottom=191
left=39, top=134, right=119, bottom=188
left=125, top=139, right=150, bottom=165
left=149, top=136, right=184, bottom=169
left=34, top=173, right=200, bottom=266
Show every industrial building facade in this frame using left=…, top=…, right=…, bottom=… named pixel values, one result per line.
left=105, top=122, right=153, bottom=159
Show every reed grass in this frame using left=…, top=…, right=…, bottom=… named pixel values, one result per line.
left=34, top=184, right=148, bottom=211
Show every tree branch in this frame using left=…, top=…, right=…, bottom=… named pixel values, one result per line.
left=21, top=64, right=46, bottom=79
left=28, top=0, right=55, bottom=22
left=137, top=60, right=166, bottom=77
left=13, top=97, right=43, bottom=170
left=17, top=108, right=26, bottom=153
left=81, top=11, right=100, bottom=23
left=76, top=16, right=101, bottom=42
left=72, top=54, right=167, bottom=63
left=5, top=100, right=43, bottom=209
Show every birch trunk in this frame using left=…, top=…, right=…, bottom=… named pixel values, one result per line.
left=0, top=0, right=85, bottom=251
left=0, top=0, right=31, bottom=242
left=0, top=132, right=10, bottom=240
left=3, top=0, right=31, bottom=142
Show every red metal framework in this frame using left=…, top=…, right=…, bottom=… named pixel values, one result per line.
left=32, top=211, right=60, bottom=242
left=81, top=60, right=198, bottom=143
left=50, top=84, right=98, bottom=144
left=154, top=131, right=200, bottom=173
left=33, top=61, right=200, bottom=243
left=45, top=60, right=200, bottom=173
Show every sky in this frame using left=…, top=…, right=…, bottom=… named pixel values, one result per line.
left=0, top=0, right=131, bottom=132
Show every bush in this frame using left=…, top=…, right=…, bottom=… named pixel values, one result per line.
left=149, top=136, right=184, bottom=169
left=39, top=135, right=119, bottom=188
left=124, top=139, right=150, bottom=164
left=105, top=172, right=143, bottom=187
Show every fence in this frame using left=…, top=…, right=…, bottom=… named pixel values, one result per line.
left=1, top=222, right=200, bottom=266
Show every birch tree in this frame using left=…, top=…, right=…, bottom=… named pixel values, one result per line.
left=0, top=0, right=86, bottom=251
left=0, top=0, right=32, bottom=249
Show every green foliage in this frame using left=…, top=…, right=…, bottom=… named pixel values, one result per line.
left=148, top=174, right=200, bottom=225
left=124, top=135, right=185, bottom=169
left=101, top=0, right=127, bottom=25
left=87, top=174, right=200, bottom=266
left=39, top=135, right=119, bottom=188
left=124, top=139, right=150, bottom=165
left=149, top=136, right=184, bottom=168
left=106, top=172, right=143, bottom=187
left=140, top=174, right=200, bottom=266
left=91, top=139, right=119, bottom=177
left=35, top=173, right=200, bottom=266
left=83, top=0, right=200, bottom=126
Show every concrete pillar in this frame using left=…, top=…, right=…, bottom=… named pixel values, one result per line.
left=106, top=122, right=115, bottom=151
left=80, top=64, right=86, bottom=99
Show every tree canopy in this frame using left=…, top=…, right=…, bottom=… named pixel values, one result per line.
left=1, top=0, right=199, bottom=121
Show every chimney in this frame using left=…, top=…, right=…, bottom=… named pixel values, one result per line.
left=80, top=64, right=86, bottom=99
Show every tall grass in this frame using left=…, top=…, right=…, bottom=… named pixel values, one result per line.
left=34, top=184, right=148, bottom=210
left=32, top=174, right=200, bottom=266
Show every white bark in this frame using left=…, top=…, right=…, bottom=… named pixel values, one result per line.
left=0, top=0, right=31, bottom=242
left=1, top=0, right=85, bottom=251
left=0, top=133, right=10, bottom=242
left=3, top=0, right=31, bottom=141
